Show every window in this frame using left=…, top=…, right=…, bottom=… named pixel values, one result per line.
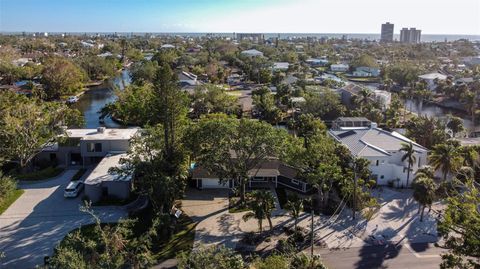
left=380, top=175, right=384, bottom=179
left=376, top=160, right=379, bottom=166
left=87, top=143, right=102, bottom=152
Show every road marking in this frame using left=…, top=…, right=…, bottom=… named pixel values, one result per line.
left=404, top=243, right=441, bottom=258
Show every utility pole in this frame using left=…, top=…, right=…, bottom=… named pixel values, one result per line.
left=311, top=198, right=314, bottom=257
left=352, top=159, right=357, bottom=220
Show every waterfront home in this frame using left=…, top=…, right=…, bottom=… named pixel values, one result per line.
left=192, top=160, right=311, bottom=193
left=330, top=64, right=349, bottom=72
left=36, top=127, right=139, bottom=167
left=338, top=84, right=391, bottom=110
left=329, top=118, right=428, bottom=187
left=36, top=127, right=140, bottom=202
left=418, top=72, right=447, bottom=91
left=353, top=66, right=381, bottom=77
left=83, top=152, right=132, bottom=203
left=240, top=49, right=264, bottom=58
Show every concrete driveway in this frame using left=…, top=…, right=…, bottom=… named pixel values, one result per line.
left=181, top=188, right=243, bottom=249
left=0, top=169, right=126, bottom=268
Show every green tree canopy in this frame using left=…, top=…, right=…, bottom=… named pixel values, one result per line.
left=41, top=56, right=86, bottom=100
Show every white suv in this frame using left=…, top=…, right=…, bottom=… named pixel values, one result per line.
left=64, top=181, right=84, bottom=198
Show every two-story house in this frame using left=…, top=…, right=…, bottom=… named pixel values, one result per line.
left=37, top=127, right=140, bottom=202
left=328, top=118, right=428, bottom=187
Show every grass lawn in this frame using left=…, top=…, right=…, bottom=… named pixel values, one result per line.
left=14, top=167, right=64, bottom=181
left=347, top=77, right=380, bottom=83
left=154, top=214, right=196, bottom=261
left=0, top=189, right=24, bottom=215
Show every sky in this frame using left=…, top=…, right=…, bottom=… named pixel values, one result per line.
left=0, top=0, right=479, bottom=35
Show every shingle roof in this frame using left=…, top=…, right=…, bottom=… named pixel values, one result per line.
left=329, top=128, right=427, bottom=157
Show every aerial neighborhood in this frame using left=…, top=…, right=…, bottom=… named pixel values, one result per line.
left=0, top=11, right=479, bottom=269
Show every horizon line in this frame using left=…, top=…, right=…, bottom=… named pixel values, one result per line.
left=1, top=31, right=479, bottom=36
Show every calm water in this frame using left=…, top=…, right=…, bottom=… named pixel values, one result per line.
left=404, top=99, right=475, bottom=130
left=72, top=70, right=131, bottom=128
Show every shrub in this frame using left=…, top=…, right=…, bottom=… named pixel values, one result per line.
left=0, top=174, right=16, bottom=200
left=14, top=166, right=64, bottom=181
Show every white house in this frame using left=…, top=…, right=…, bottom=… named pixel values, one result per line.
left=329, top=119, right=428, bottom=187
left=240, top=49, right=264, bottom=58
left=160, top=44, right=176, bottom=49
left=418, top=72, right=447, bottom=91
left=331, top=64, right=349, bottom=72
left=273, top=62, right=290, bottom=71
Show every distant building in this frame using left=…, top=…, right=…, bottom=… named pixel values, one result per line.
left=240, top=49, right=264, bottom=58
left=305, top=58, right=329, bottom=67
left=330, top=64, right=349, bottom=72
left=400, top=28, right=422, bottom=43
left=272, top=62, right=290, bottom=71
left=353, top=67, right=381, bottom=77
left=236, top=33, right=264, bottom=43
left=418, top=72, right=447, bottom=91
left=380, top=22, right=394, bottom=43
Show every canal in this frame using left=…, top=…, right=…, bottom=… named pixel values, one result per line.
left=72, top=70, right=131, bottom=128
left=404, top=99, right=475, bottom=131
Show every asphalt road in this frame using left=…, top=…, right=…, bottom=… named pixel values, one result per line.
left=317, top=243, right=446, bottom=269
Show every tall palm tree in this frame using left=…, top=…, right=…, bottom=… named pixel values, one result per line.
left=285, top=194, right=303, bottom=230
left=400, top=142, right=416, bottom=187
left=242, top=190, right=276, bottom=232
left=463, top=90, right=477, bottom=131
left=429, top=143, right=463, bottom=182
left=412, top=176, right=436, bottom=222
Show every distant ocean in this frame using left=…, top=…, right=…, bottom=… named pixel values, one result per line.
left=2, top=32, right=480, bottom=42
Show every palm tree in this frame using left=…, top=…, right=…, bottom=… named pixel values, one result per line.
left=285, top=194, right=303, bottom=230
left=429, top=143, right=463, bottom=182
left=242, top=190, right=276, bottom=232
left=414, top=166, right=435, bottom=182
left=355, top=88, right=372, bottom=113
left=400, top=142, right=416, bottom=187
left=412, top=176, right=436, bottom=222
left=463, top=90, right=477, bottom=130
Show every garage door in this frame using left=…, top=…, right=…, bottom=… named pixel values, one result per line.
left=201, top=178, right=230, bottom=189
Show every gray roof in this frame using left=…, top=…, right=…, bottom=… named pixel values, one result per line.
left=329, top=128, right=427, bottom=157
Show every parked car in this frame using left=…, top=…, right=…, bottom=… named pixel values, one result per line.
left=66, top=96, right=79, bottom=104
left=64, top=181, right=84, bottom=198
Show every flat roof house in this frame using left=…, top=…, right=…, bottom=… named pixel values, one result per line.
left=329, top=118, right=428, bottom=187
left=84, top=153, right=132, bottom=203
left=37, top=127, right=140, bottom=202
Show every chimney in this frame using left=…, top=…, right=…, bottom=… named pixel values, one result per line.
left=97, top=127, right=106, bottom=133
left=370, top=122, right=378, bottom=129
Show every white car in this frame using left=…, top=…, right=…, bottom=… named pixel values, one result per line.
left=66, top=96, right=79, bottom=104
left=64, top=181, right=84, bottom=198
